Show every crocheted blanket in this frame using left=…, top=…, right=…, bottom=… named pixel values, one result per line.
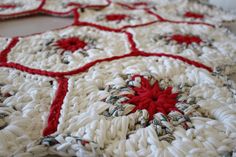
left=0, top=0, right=236, bottom=156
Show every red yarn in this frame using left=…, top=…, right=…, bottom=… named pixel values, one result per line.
left=0, top=52, right=213, bottom=79
left=133, top=2, right=148, bottom=6
left=0, top=0, right=217, bottom=138
left=0, top=37, right=19, bottom=63
left=125, top=75, right=179, bottom=120
left=43, top=77, right=68, bottom=136
left=105, top=14, right=128, bottom=21
left=184, top=11, right=204, bottom=19
left=56, top=37, right=87, bottom=53
left=170, top=34, right=202, bottom=45
left=0, top=4, right=17, bottom=8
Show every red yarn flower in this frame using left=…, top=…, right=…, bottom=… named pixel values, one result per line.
left=125, top=76, right=179, bottom=120
left=105, top=14, right=128, bottom=21
left=184, top=11, right=204, bottom=19
left=0, top=4, right=17, bottom=8
left=56, top=37, right=87, bottom=53
left=170, top=34, right=202, bottom=46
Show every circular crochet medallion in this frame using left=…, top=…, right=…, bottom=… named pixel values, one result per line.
left=0, top=0, right=42, bottom=19
left=128, top=22, right=236, bottom=74
left=77, top=4, right=157, bottom=29
left=151, top=0, right=236, bottom=25
left=55, top=37, right=87, bottom=53
left=7, top=26, right=130, bottom=72
left=44, top=56, right=235, bottom=157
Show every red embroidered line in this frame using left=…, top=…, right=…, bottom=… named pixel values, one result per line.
left=124, top=31, right=139, bottom=52
left=138, top=51, right=213, bottom=72
left=73, top=8, right=80, bottom=25
left=37, top=0, right=46, bottom=10
left=121, top=20, right=158, bottom=29
left=116, top=2, right=150, bottom=10
left=164, top=19, right=215, bottom=27
left=0, top=52, right=212, bottom=80
left=0, top=0, right=45, bottom=20
left=67, top=0, right=111, bottom=9
left=75, top=21, right=121, bottom=32
left=0, top=37, right=19, bottom=63
left=115, top=2, right=136, bottom=10
left=0, top=62, right=65, bottom=77
left=144, top=9, right=166, bottom=21
left=0, top=4, right=17, bottom=9
left=43, top=77, right=68, bottom=136
left=40, top=8, right=74, bottom=16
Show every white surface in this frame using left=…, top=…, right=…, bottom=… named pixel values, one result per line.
left=0, top=15, right=73, bottom=37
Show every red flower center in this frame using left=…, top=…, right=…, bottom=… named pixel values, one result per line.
left=125, top=76, right=179, bottom=120
left=56, top=37, right=87, bottom=53
left=184, top=11, right=204, bottom=19
left=105, top=14, right=128, bottom=21
left=170, top=34, right=202, bottom=45
left=0, top=4, right=17, bottom=8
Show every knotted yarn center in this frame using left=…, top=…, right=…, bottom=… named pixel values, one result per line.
left=170, top=34, right=202, bottom=45
left=184, top=11, right=204, bottom=19
left=125, top=76, right=179, bottom=120
left=105, top=14, right=128, bottom=21
left=55, top=37, right=87, bottom=53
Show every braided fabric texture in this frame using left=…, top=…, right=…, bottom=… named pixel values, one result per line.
left=0, top=0, right=236, bottom=156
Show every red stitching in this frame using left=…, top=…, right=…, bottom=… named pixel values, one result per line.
left=67, top=0, right=111, bottom=9
left=0, top=37, right=19, bottom=63
left=124, top=31, right=139, bottom=52
left=55, top=36, right=87, bottom=53
left=144, top=8, right=166, bottom=21
left=0, top=4, right=17, bottom=9
left=0, top=52, right=212, bottom=79
left=43, top=77, right=68, bottom=136
left=125, top=75, right=179, bottom=120
left=164, top=19, right=215, bottom=27
left=170, top=34, right=202, bottom=45
left=0, top=0, right=218, bottom=137
left=184, top=11, right=204, bottom=19
left=0, top=0, right=45, bottom=19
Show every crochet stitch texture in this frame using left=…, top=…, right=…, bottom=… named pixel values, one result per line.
left=0, top=0, right=236, bottom=157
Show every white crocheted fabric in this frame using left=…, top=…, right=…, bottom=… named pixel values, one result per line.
left=0, top=0, right=236, bottom=157
left=151, top=0, right=236, bottom=25
left=8, top=26, right=130, bottom=72
left=77, top=4, right=158, bottom=29
left=0, top=38, right=11, bottom=52
left=127, top=22, right=236, bottom=74
left=0, top=68, right=57, bottom=156
left=0, top=0, right=42, bottom=19
left=42, top=0, right=109, bottom=14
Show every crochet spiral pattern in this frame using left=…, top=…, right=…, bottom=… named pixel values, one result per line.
left=0, top=0, right=236, bottom=157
